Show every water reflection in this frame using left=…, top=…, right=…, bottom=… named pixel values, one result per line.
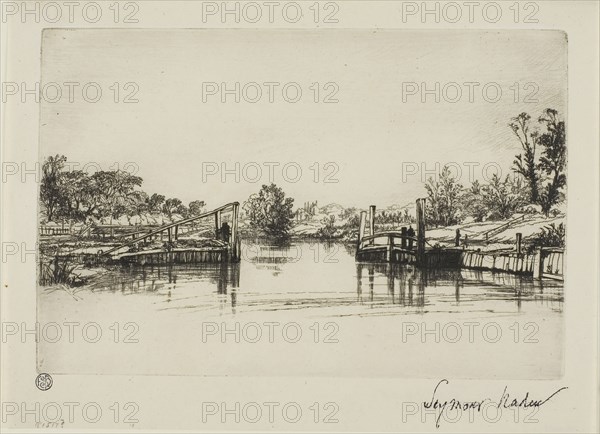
left=79, top=242, right=563, bottom=317
left=353, top=263, right=563, bottom=314
left=87, top=262, right=241, bottom=310
left=356, top=263, right=426, bottom=312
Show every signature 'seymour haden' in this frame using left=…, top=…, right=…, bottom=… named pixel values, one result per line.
left=423, top=379, right=568, bottom=428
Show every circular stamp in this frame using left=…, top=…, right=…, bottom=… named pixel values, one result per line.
left=35, top=373, right=53, bottom=391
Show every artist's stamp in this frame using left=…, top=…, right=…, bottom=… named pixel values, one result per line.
left=35, top=373, right=53, bottom=391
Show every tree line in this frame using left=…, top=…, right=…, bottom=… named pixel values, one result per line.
left=40, top=155, right=206, bottom=224
left=41, top=108, right=565, bottom=235
left=425, top=109, right=566, bottom=228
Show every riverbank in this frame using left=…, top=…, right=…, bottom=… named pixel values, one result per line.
left=38, top=210, right=565, bottom=288
left=284, top=211, right=565, bottom=251
left=425, top=213, right=565, bottom=251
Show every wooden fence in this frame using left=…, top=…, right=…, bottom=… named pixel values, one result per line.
left=459, top=247, right=564, bottom=280
left=39, top=226, right=71, bottom=236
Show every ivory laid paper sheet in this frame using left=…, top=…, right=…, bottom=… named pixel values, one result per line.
left=1, top=1, right=598, bottom=432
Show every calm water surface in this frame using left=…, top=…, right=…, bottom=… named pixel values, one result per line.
left=72, top=240, right=563, bottom=317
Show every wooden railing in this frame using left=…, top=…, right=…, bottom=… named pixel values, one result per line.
left=102, top=202, right=240, bottom=259
left=356, top=200, right=427, bottom=264
left=358, top=233, right=418, bottom=251
left=483, top=214, right=526, bottom=239
left=539, top=247, right=564, bottom=280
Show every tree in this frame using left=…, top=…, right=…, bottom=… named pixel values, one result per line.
left=87, top=170, right=143, bottom=221
left=510, top=112, right=540, bottom=203
left=40, top=155, right=67, bottom=222
left=147, top=193, right=165, bottom=214
left=243, top=183, right=295, bottom=237
left=59, top=169, right=91, bottom=222
left=536, top=109, right=566, bottom=215
left=424, top=166, right=463, bottom=227
left=126, top=191, right=149, bottom=224
left=482, top=174, right=525, bottom=220
left=402, top=209, right=415, bottom=224
left=461, top=180, right=488, bottom=222
left=317, top=215, right=337, bottom=238
left=162, top=198, right=183, bottom=220
left=175, top=203, right=189, bottom=219
left=188, top=200, right=206, bottom=216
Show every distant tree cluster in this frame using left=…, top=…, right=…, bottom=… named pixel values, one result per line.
left=39, top=155, right=206, bottom=224
left=375, top=209, right=416, bottom=225
left=424, top=109, right=566, bottom=228
left=294, top=201, right=319, bottom=222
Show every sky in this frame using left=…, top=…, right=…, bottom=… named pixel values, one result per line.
left=39, top=29, right=567, bottom=209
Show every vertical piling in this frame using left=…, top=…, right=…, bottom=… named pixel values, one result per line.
left=516, top=232, right=522, bottom=255
left=230, top=202, right=240, bottom=261
left=358, top=211, right=367, bottom=248
left=215, top=210, right=222, bottom=239
left=369, top=205, right=376, bottom=237
left=532, top=247, right=542, bottom=279
left=455, top=229, right=461, bottom=247
left=416, top=198, right=426, bottom=265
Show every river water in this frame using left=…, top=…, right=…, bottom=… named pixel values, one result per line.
left=38, top=241, right=564, bottom=378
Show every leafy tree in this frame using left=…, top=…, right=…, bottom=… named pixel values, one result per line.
left=40, top=155, right=67, bottom=221
left=175, top=203, right=189, bottom=219
left=162, top=198, right=184, bottom=220
left=424, top=166, right=463, bottom=227
left=188, top=200, right=206, bottom=216
left=536, top=109, right=566, bottom=215
left=510, top=112, right=540, bottom=203
left=126, top=191, right=149, bottom=224
left=88, top=170, right=143, bottom=221
left=243, top=183, right=295, bottom=237
left=147, top=193, right=165, bottom=214
left=482, top=174, right=525, bottom=220
left=461, top=180, right=488, bottom=222
left=58, top=169, right=89, bottom=222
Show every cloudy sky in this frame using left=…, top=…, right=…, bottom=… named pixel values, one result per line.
left=40, top=29, right=567, bottom=209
